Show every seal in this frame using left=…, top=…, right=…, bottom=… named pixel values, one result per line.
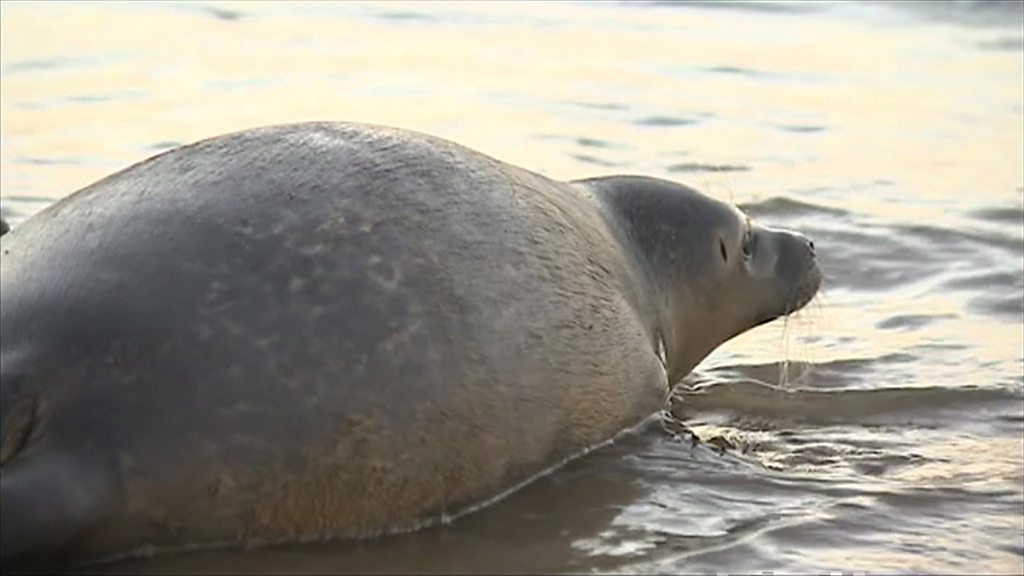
left=0, top=122, right=820, bottom=568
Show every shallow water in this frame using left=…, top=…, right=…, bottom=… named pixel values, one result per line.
left=1, top=1, right=1022, bottom=573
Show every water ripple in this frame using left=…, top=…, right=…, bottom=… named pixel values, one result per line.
left=667, top=162, right=749, bottom=173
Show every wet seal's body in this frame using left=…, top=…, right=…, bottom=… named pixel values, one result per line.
left=0, top=122, right=820, bottom=567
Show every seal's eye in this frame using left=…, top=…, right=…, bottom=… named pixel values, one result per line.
left=719, top=239, right=728, bottom=263
left=741, top=230, right=754, bottom=259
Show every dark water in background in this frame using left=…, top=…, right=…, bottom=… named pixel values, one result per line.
left=1, top=1, right=1022, bottom=573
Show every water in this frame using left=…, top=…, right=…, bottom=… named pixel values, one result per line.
left=1, top=1, right=1022, bottom=573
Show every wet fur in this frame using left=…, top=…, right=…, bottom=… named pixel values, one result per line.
left=0, top=122, right=817, bottom=567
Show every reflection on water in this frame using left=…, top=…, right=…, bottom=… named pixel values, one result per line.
left=2, top=0, right=1022, bottom=573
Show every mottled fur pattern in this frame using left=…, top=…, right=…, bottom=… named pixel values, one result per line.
left=0, top=122, right=818, bottom=567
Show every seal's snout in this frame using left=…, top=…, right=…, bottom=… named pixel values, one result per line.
left=793, top=234, right=822, bottom=312
left=789, top=231, right=815, bottom=258
left=764, top=227, right=820, bottom=318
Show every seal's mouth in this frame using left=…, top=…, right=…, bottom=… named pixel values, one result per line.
left=789, top=262, right=822, bottom=312
left=753, top=260, right=822, bottom=328
left=781, top=260, right=822, bottom=319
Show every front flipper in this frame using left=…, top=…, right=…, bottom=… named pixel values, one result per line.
left=1, top=451, right=117, bottom=568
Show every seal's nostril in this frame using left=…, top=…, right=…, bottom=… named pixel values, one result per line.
left=808, top=240, right=815, bottom=254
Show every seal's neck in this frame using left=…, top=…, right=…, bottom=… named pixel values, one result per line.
left=578, top=176, right=718, bottom=386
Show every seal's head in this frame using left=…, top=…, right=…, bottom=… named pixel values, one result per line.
left=584, top=176, right=820, bottom=383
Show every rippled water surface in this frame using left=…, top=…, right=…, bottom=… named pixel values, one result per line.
left=2, top=1, right=1022, bottom=573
